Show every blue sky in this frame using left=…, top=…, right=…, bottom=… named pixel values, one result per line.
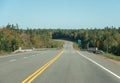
left=0, top=0, right=120, bottom=29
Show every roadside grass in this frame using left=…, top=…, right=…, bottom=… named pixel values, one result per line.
left=0, top=50, right=10, bottom=56
left=73, top=42, right=120, bottom=61
left=0, top=40, right=64, bottom=56
left=46, top=40, right=64, bottom=49
left=0, top=51, right=4, bottom=56
left=72, top=41, right=120, bottom=61
left=73, top=42, right=80, bottom=50
left=102, top=53, right=120, bottom=61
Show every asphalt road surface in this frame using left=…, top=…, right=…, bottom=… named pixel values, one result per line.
left=0, top=41, right=120, bottom=83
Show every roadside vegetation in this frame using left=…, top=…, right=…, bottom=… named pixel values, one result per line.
left=103, top=53, right=120, bottom=61
left=52, top=28, right=120, bottom=57
left=49, top=40, right=64, bottom=49
left=73, top=42, right=80, bottom=50
left=0, top=24, right=63, bottom=55
left=0, top=24, right=120, bottom=59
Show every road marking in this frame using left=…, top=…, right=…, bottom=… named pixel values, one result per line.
left=77, top=51, right=120, bottom=79
left=32, top=55, right=35, bottom=57
left=21, top=50, right=64, bottom=83
left=24, top=57, right=28, bottom=59
left=10, top=59, right=16, bottom=62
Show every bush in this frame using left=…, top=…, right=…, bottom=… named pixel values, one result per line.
left=46, top=40, right=64, bottom=49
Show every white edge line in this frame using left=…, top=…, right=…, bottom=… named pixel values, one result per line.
left=32, top=55, right=35, bottom=56
left=24, top=57, right=28, bottom=59
left=77, top=51, right=120, bottom=79
left=10, top=59, right=16, bottom=62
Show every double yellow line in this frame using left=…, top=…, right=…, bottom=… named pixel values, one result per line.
left=21, top=50, right=64, bottom=83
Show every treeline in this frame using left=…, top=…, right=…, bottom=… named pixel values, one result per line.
left=0, top=24, right=62, bottom=53
left=0, top=24, right=120, bottom=56
left=52, top=27, right=120, bottom=56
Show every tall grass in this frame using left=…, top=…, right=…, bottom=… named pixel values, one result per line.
left=103, top=53, right=120, bottom=61
left=73, top=42, right=80, bottom=50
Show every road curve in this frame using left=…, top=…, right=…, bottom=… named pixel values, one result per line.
left=0, top=41, right=120, bottom=83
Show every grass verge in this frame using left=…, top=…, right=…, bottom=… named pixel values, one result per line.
left=0, top=51, right=10, bottom=56
left=73, top=42, right=80, bottom=50
left=46, top=40, right=64, bottom=49
left=102, top=53, right=120, bottom=61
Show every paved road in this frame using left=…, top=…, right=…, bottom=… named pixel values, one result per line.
left=0, top=41, right=120, bottom=83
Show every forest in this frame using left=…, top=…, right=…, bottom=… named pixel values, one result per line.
left=0, top=24, right=63, bottom=54
left=0, top=24, right=120, bottom=56
left=52, top=28, right=120, bottom=56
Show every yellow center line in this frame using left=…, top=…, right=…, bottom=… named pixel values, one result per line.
left=21, top=50, right=64, bottom=83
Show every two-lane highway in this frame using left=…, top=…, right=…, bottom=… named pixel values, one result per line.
left=0, top=41, right=120, bottom=83
left=0, top=50, right=61, bottom=83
